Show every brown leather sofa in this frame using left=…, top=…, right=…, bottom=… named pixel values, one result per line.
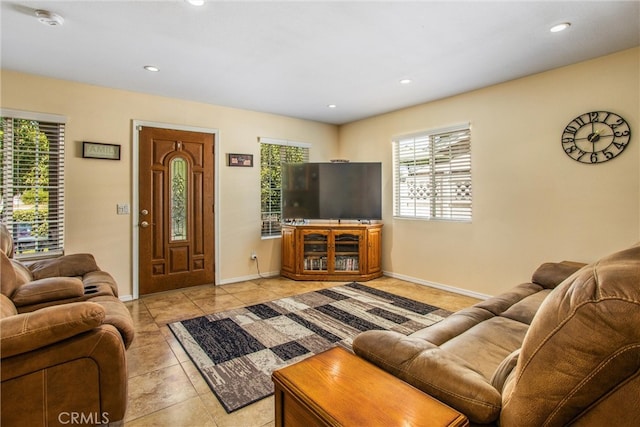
left=353, top=244, right=640, bottom=426
left=0, top=224, right=134, bottom=426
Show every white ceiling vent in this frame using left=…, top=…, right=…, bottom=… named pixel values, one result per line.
left=35, top=10, right=64, bottom=26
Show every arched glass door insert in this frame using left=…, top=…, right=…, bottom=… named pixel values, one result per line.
left=170, top=156, right=188, bottom=241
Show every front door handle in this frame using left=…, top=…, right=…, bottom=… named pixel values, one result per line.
left=140, top=221, right=150, bottom=228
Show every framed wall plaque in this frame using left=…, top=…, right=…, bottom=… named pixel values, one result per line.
left=227, top=153, right=253, bottom=167
left=83, top=141, right=121, bottom=160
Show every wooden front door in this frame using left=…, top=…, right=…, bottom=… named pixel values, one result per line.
left=138, top=126, right=215, bottom=295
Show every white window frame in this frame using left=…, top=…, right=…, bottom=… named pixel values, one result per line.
left=259, top=137, right=310, bottom=238
left=1, top=109, right=67, bottom=259
left=393, top=123, right=472, bottom=221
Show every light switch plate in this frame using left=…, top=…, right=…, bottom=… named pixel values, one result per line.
left=117, top=203, right=130, bottom=215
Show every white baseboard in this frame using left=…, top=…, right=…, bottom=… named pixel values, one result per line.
left=217, top=270, right=281, bottom=285
left=215, top=270, right=492, bottom=299
left=382, top=270, right=491, bottom=300
left=123, top=270, right=490, bottom=299
left=120, top=271, right=281, bottom=300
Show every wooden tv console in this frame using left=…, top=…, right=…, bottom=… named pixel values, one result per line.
left=280, top=223, right=382, bottom=281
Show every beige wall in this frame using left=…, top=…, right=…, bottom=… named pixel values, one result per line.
left=2, top=47, right=638, bottom=299
left=0, top=70, right=339, bottom=298
left=339, top=48, right=640, bottom=296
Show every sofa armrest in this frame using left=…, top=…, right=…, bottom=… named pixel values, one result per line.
left=353, top=330, right=502, bottom=424
left=0, top=301, right=105, bottom=357
left=28, top=253, right=100, bottom=279
left=531, top=261, right=586, bottom=289
left=86, top=296, right=136, bottom=348
left=11, top=277, right=85, bottom=307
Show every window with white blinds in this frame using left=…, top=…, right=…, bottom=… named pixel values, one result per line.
left=259, top=137, right=310, bottom=237
left=393, top=124, right=471, bottom=221
left=1, top=111, right=66, bottom=258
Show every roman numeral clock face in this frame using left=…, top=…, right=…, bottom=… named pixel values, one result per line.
left=561, top=111, right=631, bottom=164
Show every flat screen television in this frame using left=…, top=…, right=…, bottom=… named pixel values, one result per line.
left=282, top=162, right=382, bottom=220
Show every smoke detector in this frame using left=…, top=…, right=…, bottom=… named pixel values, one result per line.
left=35, top=10, right=64, bottom=26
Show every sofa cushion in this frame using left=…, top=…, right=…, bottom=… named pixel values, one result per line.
left=499, top=289, right=552, bottom=325
left=410, top=306, right=494, bottom=345
left=501, top=244, right=640, bottom=426
left=439, top=316, right=530, bottom=380
left=29, top=253, right=100, bottom=280
left=474, top=282, right=544, bottom=316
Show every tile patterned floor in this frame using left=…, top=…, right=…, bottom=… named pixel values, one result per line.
left=123, top=276, right=480, bottom=426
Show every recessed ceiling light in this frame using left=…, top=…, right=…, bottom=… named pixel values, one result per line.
left=399, top=79, right=413, bottom=85
left=35, top=10, right=64, bottom=26
left=550, top=22, right=571, bottom=33
left=144, top=65, right=160, bottom=72
left=327, top=104, right=337, bottom=109
left=186, top=0, right=205, bottom=6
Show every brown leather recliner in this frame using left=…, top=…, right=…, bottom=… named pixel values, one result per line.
left=353, top=244, right=640, bottom=426
left=0, top=224, right=121, bottom=313
left=1, top=295, right=130, bottom=426
left=0, top=224, right=134, bottom=426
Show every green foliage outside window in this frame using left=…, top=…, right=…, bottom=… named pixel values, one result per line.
left=260, top=143, right=306, bottom=236
left=1, top=118, right=54, bottom=245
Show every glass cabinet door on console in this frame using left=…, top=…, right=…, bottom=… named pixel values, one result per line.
left=302, top=229, right=329, bottom=273
left=333, top=230, right=364, bottom=274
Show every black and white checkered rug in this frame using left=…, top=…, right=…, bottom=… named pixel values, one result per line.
left=169, top=282, right=450, bottom=413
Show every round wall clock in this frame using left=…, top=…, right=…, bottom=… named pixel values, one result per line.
left=561, top=111, right=631, bottom=164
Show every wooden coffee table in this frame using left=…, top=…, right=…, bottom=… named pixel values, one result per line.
left=272, top=346, right=469, bottom=427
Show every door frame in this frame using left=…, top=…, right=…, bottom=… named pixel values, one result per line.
left=131, top=120, right=220, bottom=299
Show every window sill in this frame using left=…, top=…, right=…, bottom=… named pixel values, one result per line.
left=261, top=234, right=281, bottom=240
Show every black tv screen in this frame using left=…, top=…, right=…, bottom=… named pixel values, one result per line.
left=282, top=162, right=382, bottom=220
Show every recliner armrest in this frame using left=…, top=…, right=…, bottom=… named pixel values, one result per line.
left=11, top=277, right=85, bottom=307
left=353, top=330, right=502, bottom=424
left=0, top=301, right=105, bottom=357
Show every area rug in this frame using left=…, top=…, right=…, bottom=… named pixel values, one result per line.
left=168, top=282, right=451, bottom=413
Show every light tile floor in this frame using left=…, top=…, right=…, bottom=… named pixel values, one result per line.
left=123, top=276, right=480, bottom=426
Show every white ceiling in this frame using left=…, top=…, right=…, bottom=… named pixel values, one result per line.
left=2, top=1, right=639, bottom=125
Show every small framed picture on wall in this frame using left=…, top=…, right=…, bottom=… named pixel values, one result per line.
left=227, top=153, right=253, bottom=167
left=82, top=141, right=121, bottom=160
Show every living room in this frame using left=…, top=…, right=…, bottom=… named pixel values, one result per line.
left=2, top=50, right=638, bottom=302
left=1, top=1, right=639, bottom=426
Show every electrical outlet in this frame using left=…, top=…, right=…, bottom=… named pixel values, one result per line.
left=251, top=251, right=257, bottom=260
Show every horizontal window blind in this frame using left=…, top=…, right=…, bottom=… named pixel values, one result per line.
left=1, top=115, right=65, bottom=258
left=393, top=124, right=471, bottom=221
left=259, top=137, right=309, bottom=237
